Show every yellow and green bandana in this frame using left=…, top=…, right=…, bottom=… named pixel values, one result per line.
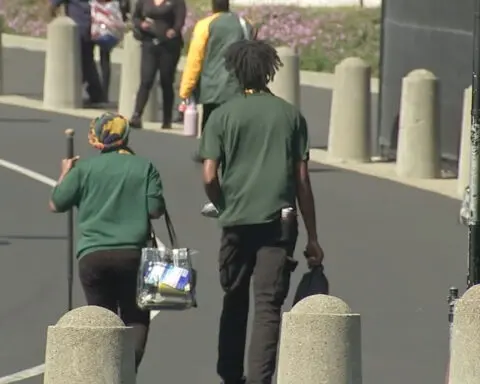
left=88, top=112, right=131, bottom=152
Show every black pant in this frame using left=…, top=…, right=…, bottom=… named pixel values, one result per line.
left=217, top=219, right=298, bottom=384
left=78, top=249, right=150, bottom=370
left=134, top=41, right=182, bottom=123
left=80, top=35, right=104, bottom=103
left=96, top=45, right=111, bottom=102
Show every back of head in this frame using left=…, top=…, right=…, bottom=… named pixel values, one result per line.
left=212, top=0, right=229, bottom=12
left=224, top=40, right=283, bottom=93
left=88, top=112, right=133, bottom=154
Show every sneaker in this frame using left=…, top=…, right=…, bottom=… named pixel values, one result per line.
left=201, top=202, right=219, bottom=218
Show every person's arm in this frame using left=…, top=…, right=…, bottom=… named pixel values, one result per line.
left=132, top=0, right=144, bottom=30
left=200, top=110, right=224, bottom=210
left=294, top=114, right=317, bottom=242
left=146, top=163, right=166, bottom=219
left=49, top=165, right=81, bottom=213
left=172, top=0, right=186, bottom=36
left=179, top=18, right=210, bottom=100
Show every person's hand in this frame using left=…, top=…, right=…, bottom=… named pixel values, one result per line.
left=61, top=156, right=80, bottom=175
left=140, top=20, right=151, bottom=30
left=304, top=240, right=324, bottom=268
left=166, top=28, right=176, bottom=38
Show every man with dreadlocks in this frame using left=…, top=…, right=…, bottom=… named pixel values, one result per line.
left=199, top=40, right=324, bottom=384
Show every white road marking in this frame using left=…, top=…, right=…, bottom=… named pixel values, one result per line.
left=0, top=158, right=163, bottom=382
left=0, top=364, right=45, bottom=384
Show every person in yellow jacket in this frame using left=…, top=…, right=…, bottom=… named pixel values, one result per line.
left=179, top=0, right=255, bottom=162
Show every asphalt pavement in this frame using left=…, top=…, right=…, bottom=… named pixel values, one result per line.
left=2, top=47, right=378, bottom=150
left=0, top=102, right=467, bottom=384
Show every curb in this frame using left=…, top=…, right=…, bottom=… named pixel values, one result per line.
left=0, top=94, right=459, bottom=202
left=1, top=33, right=380, bottom=94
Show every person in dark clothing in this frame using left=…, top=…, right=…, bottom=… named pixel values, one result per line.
left=92, top=0, right=129, bottom=103
left=49, top=0, right=106, bottom=104
left=130, top=0, right=186, bottom=129
left=199, top=40, right=324, bottom=384
left=49, top=112, right=166, bottom=370
left=179, top=0, right=255, bottom=162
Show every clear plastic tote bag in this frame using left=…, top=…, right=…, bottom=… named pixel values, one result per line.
left=137, top=209, right=198, bottom=311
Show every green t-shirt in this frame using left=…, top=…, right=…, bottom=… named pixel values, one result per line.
left=51, top=152, right=165, bottom=259
left=199, top=92, right=310, bottom=227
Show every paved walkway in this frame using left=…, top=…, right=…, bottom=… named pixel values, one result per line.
left=0, top=102, right=466, bottom=384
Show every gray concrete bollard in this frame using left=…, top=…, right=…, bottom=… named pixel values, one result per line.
left=327, top=57, right=371, bottom=163
left=269, top=46, right=300, bottom=108
left=43, top=306, right=136, bottom=384
left=277, top=295, right=362, bottom=384
left=43, top=17, right=83, bottom=110
left=396, top=69, right=441, bottom=178
left=458, top=86, right=472, bottom=197
left=448, top=285, right=480, bottom=384
left=118, top=32, right=158, bottom=122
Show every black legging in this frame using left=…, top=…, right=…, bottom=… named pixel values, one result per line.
left=78, top=248, right=150, bottom=370
left=134, top=40, right=182, bottom=123
left=98, top=46, right=111, bottom=102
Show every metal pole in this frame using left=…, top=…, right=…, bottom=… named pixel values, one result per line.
left=445, top=287, right=459, bottom=384
left=65, top=128, right=75, bottom=312
left=468, top=0, right=480, bottom=288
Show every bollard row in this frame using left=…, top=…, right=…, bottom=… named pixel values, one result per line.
left=22, top=16, right=473, bottom=188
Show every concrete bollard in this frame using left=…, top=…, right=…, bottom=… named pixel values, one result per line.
left=43, top=17, right=83, bottom=110
left=43, top=306, right=136, bottom=384
left=396, top=69, right=440, bottom=178
left=269, top=46, right=300, bottom=108
left=327, top=57, right=371, bottom=163
left=458, top=86, right=472, bottom=197
left=448, top=285, right=480, bottom=384
left=277, top=295, right=362, bottom=384
left=118, top=32, right=157, bottom=122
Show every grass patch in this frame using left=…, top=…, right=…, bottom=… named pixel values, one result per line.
left=1, top=0, right=380, bottom=75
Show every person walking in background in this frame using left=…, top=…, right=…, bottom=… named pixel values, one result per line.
left=179, top=0, right=255, bottom=162
left=91, top=0, right=128, bottom=103
left=49, top=112, right=166, bottom=371
left=49, top=0, right=106, bottom=105
left=129, top=0, right=186, bottom=129
left=199, top=40, right=324, bottom=384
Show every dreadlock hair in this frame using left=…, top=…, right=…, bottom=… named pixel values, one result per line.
left=224, top=40, right=283, bottom=93
left=212, top=0, right=229, bottom=12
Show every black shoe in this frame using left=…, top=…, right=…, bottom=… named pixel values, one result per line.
left=161, top=121, right=172, bottom=129
left=130, top=114, right=142, bottom=129
left=221, top=377, right=246, bottom=384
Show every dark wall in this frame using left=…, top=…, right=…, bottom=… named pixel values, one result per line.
left=378, top=0, right=474, bottom=161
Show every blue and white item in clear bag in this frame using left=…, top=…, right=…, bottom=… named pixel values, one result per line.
left=137, top=247, right=198, bottom=310
left=90, top=0, right=125, bottom=50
